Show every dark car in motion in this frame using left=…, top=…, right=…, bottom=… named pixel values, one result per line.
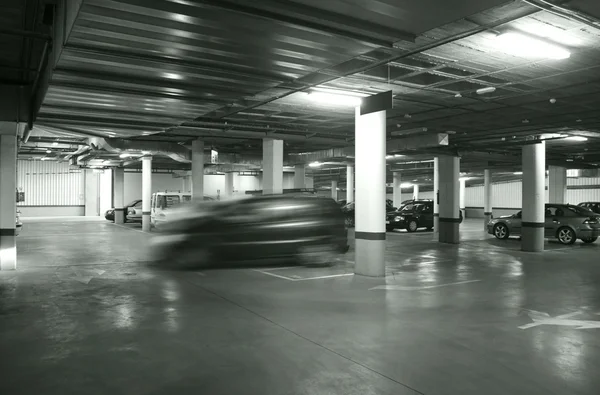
left=105, top=199, right=142, bottom=222
left=152, top=195, right=349, bottom=268
left=386, top=199, right=463, bottom=232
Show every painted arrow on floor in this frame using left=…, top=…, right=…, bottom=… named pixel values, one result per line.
left=519, top=309, right=600, bottom=330
left=370, top=279, right=481, bottom=291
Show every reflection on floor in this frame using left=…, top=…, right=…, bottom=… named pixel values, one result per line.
left=1, top=218, right=600, bottom=395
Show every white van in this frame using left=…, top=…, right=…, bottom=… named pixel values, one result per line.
left=151, top=191, right=214, bottom=227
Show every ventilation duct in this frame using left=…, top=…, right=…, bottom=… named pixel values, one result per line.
left=89, top=138, right=191, bottom=163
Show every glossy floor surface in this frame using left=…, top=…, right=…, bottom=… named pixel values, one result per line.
left=2, top=218, right=600, bottom=395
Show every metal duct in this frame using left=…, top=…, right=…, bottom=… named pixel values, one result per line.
left=89, top=138, right=191, bottom=163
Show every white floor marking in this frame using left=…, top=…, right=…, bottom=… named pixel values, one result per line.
left=370, top=279, right=481, bottom=291
left=257, top=266, right=298, bottom=272
left=519, top=309, right=600, bottom=330
left=196, top=272, right=206, bottom=276
left=252, top=269, right=296, bottom=281
left=293, top=273, right=354, bottom=281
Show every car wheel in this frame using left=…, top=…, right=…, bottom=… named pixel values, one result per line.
left=557, top=227, right=576, bottom=245
left=582, top=237, right=597, bottom=244
left=407, top=220, right=418, bottom=233
left=493, top=223, right=509, bottom=240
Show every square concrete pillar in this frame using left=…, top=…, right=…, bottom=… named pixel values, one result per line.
left=438, top=155, right=460, bottom=244
left=433, top=157, right=439, bottom=237
left=346, top=165, right=354, bottom=203
left=225, top=172, right=234, bottom=198
left=392, top=172, right=402, bottom=208
left=294, top=164, right=305, bottom=189
left=262, top=138, right=283, bottom=195
left=548, top=165, right=566, bottom=204
left=522, top=142, right=545, bottom=252
left=113, top=167, right=125, bottom=224
left=84, top=169, right=100, bottom=216
left=483, top=169, right=492, bottom=230
left=192, top=139, right=204, bottom=201
left=331, top=180, right=338, bottom=201
left=142, top=156, right=152, bottom=232
left=0, top=126, right=18, bottom=270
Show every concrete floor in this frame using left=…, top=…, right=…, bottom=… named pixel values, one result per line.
left=2, top=218, right=600, bottom=395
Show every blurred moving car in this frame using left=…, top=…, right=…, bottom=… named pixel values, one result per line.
left=578, top=202, right=600, bottom=215
left=342, top=199, right=397, bottom=228
left=488, top=204, right=600, bottom=244
left=386, top=199, right=463, bottom=232
left=105, top=199, right=142, bottom=222
left=152, top=195, right=349, bottom=268
left=151, top=192, right=215, bottom=228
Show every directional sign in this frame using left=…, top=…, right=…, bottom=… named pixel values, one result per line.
left=519, top=309, right=600, bottom=330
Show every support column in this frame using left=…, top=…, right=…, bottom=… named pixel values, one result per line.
left=438, top=155, right=460, bottom=244
left=84, top=169, right=99, bottom=216
left=224, top=172, right=234, bottom=198
left=113, top=167, right=125, bottom=224
left=294, top=164, right=305, bottom=189
left=548, top=165, right=566, bottom=204
left=0, top=126, right=18, bottom=270
left=483, top=169, right=492, bottom=230
left=331, top=180, right=338, bottom=201
left=433, top=157, right=439, bottom=237
left=392, top=172, right=402, bottom=208
left=182, top=175, right=191, bottom=193
left=413, top=184, right=420, bottom=200
left=192, top=139, right=204, bottom=201
left=142, top=156, right=152, bottom=232
left=262, top=138, right=283, bottom=195
left=459, top=178, right=466, bottom=219
left=346, top=165, right=354, bottom=203
left=522, top=142, right=546, bottom=252
left=355, top=107, right=386, bottom=277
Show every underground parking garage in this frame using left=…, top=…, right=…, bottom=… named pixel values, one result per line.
left=2, top=0, right=600, bottom=394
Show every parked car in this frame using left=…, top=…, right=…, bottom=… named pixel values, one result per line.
left=151, top=192, right=215, bottom=228
left=152, top=195, right=349, bottom=268
left=488, top=204, right=600, bottom=244
left=386, top=199, right=463, bottom=232
left=578, top=202, right=600, bottom=215
left=342, top=199, right=397, bottom=228
left=105, top=199, right=142, bottom=222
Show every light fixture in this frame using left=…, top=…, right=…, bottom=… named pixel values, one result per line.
left=460, top=177, right=471, bottom=181
left=565, top=136, right=588, bottom=142
left=400, top=183, right=413, bottom=188
left=52, top=142, right=59, bottom=146
left=306, top=91, right=362, bottom=106
left=46, top=149, right=52, bottom=153
left=308, top=161, right=322, bottom=168
left=476, top=87, right=496, bottom=95
left=119, top=153, right=131, bottom=158
left=494, top=33, right=570, bottom=60
left=513, top=171, right=523, bottom=175
left=311, top=87, right=367, bottom=97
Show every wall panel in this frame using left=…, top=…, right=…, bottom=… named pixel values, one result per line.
left=17, top=160, right=84, bottom=206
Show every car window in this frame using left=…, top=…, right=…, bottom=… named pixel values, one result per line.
left=565, top=205, right=595, bottom=217
left=157, top=195, right=181, bottom=210
left=133, top=201, right=142, bottom=208
left=401, top=204, right=415, bottom=212
left=545, top=207, right=559, bottom=217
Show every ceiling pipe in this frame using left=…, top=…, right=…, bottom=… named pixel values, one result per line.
left=90, top=138, right=191, bottom=163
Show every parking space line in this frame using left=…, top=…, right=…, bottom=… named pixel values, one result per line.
left=256, top=266, right=299, bottom=272
left=371, top=279, right=481, bottom=291
left=252, top=269, right=295, bottom=281
left=293, top=273, right=354, bottom=281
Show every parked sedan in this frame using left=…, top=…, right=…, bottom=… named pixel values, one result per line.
left=488, top=204, right=600, bottom=244
left=386, top=199, right=463, bottom=232
left=578, top=202, right=600, bottom=215
left=342, top=199, right=397, bottom=227
left=105, top=199, right=142, bottom=222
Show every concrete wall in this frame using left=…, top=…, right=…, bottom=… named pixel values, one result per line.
left=19, top=206, right=85, bottom=217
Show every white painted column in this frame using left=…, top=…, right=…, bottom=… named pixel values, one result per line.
left=331, top=180, right=338, bottom=201
left=0, top=126, right=18, bottom=270
left=142, top=156, right=152, bottom=232
left=433, top=157, right=439, bottom=237
left=192, top=139, right=204, bottom=201
left=113, top=167, right=125, bottom=224
left=438, top=155, right=460, bottom=244
left=548, top=165, right=566, bottom=204
left=262, top=138, right=283, bottom=195
left=224, top=172, right=234, bottom=198
left=483, top=169, right=492, bottom=230
left=413, top=184, right=420, bottom=200
left=84, top=169, right=100, bottom=216
left=294, top=164, right=305, bottom=189
left=346, top=164, right=354, bottom=203
left=182, top=175, right=191, bottom=193
left=522, top=142, right=545, bottom=252
left=459, top=178, right=466, bottom=219
left=305, top=176, right=314, bottom=189
left=392, top=172, right=402, bottom=208
left=355, top=107, right=386, bottom=277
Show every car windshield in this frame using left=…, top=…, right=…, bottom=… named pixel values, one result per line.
left=125, top=200, right=140, bottom=207
left=400, top=203, right=423, bottom=213
left=566, top=205, right=596, bottom=216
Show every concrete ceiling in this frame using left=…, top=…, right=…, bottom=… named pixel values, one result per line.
left=5, top=0, right=600, bottom=188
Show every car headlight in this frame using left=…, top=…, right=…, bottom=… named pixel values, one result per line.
left=394, top=216, right=404, bottom=222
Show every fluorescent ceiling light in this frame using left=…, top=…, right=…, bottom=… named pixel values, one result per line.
left=513, top=171, right=523, bottom=175
left=495, top=33, right=570, bottom=60
left=311, top=87, right=368, bottom=97
left=307, top=91, right=362, bottom=106
left=476, top=87, right=496, bottom=95
left=564, top=136, right=588, bottom=142
left=308, top=161, right=322, bottom=168
left=46, top=149, right=52, bottom=153
left=52, top=142, right=58, bottom=146
left=400, top=183, right=413, bottom=188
